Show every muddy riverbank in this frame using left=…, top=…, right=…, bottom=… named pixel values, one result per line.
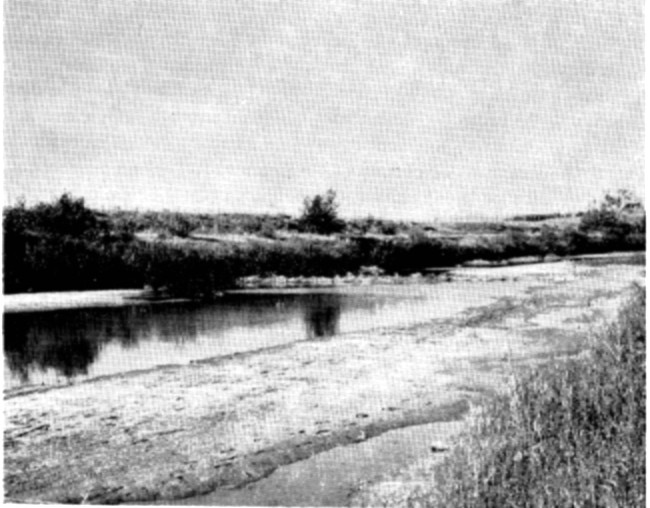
left=4, top=260, right=644, bottom=505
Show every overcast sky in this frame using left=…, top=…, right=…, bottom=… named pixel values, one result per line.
left=4, top=0, right=644, bottom=220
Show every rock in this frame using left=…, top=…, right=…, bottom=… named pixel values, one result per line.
left=352, top=430, right=367, bottom=442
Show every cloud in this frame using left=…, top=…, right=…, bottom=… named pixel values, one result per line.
left=4, top=0, right=643, bottom=219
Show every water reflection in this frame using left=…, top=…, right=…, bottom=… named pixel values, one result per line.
left=3, top=291, right=360, bottom=388
left=5, top=310, right=119, bottom=384
left=304, top=294, right=342, bottom=339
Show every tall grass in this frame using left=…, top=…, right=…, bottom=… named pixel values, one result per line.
left=420, top=286, right=645, bottom=507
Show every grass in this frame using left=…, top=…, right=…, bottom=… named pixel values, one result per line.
left=415, top=284, right=645, bottom=507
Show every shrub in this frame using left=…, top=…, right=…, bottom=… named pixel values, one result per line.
left=298, top=189, right=345, bottom=235
left=166, top=213, right=195, bottom=238
left=3, top=194, right=139, bottom=293
left=579, top=190, right=645, bottom=248
left=259, top=222, right=277, bottom=239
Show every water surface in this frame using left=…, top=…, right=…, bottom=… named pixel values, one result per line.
left=4, top=284, right=453, bottom=390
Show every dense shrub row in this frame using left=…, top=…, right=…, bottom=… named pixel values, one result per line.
left=4, top=195, right=142, bottom=293
left=3, top=193, right=645, bottom=297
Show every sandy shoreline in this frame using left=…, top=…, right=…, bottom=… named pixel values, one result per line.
left=2, top=289, right=179, bottom=314
left=4, top=261, right=645, bottom=505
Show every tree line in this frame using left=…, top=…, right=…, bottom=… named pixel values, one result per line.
left=3, top=190, right=644, bottom=297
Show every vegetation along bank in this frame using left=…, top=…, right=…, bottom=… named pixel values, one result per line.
left=4, top=189, right=644, bottom=298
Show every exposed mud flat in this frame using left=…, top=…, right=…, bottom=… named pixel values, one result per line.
left=4, top=261, right=644, bottom=505
left=170, top=421, right=466, bottom=507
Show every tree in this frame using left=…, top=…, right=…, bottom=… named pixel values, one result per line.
left=579, top=189, right=644, bottom=241
left=3, top=194, right=137, bottom=293
left=167, top=213, right=194, bottom=238
left=298, top=189, right=345, bottom=235
left=32, top=193, right=106, bottom=238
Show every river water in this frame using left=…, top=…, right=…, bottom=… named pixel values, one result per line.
left=4, top=284, right=458, bottom=390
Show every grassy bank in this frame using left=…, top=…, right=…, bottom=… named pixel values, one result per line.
left=4, top=194, right=644, bottom=297
left=414, top=285, right=645, bottom=507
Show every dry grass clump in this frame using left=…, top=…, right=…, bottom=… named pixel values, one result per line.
left=417, top=285, right=645, bottom=507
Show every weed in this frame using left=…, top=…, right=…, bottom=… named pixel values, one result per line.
left=416, top=286, right=645, bottom=507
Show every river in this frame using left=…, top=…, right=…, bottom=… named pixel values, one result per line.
left=4, top=258, right=644, bottom=505
left=4, top=283, right=455, bottom=390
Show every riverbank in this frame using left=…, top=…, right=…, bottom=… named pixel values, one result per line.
left=351, top=285, right=645, bottom=507
left=2, top=289, right=157, bottom=313
left=3, top=251, right=643, bottom=313
left=6, top=193, right=644, bottom=300
left=4, top=260, right=645, bottom=504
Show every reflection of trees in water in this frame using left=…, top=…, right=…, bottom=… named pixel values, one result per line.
left=4, top=314, right=102, bottom=383
left=3, top=307, right=184, bottom=384
left=4, top=320, right=39, bottom=384
left=4, top=291, right=380, bottom=385
left=303, top=294, right=343, bottom=339
left=3, top=300, right=297, bottom=384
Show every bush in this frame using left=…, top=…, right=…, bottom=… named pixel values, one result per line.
left=579, top=190, right=645, bottom=248
left=166, top=213, right=195, bottom=238
left=134, top=241, right=237, bottom=300
left=3, top=194, right=140, bottom=293
left=298, top=189, right=345, bottom=235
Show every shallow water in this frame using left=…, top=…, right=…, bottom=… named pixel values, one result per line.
left=4, top=283, right=466, bottom=390
left=163, top=421, right=464, bottom=507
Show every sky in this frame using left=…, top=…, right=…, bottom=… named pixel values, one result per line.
left=4, top=0, right=644, bottom=220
